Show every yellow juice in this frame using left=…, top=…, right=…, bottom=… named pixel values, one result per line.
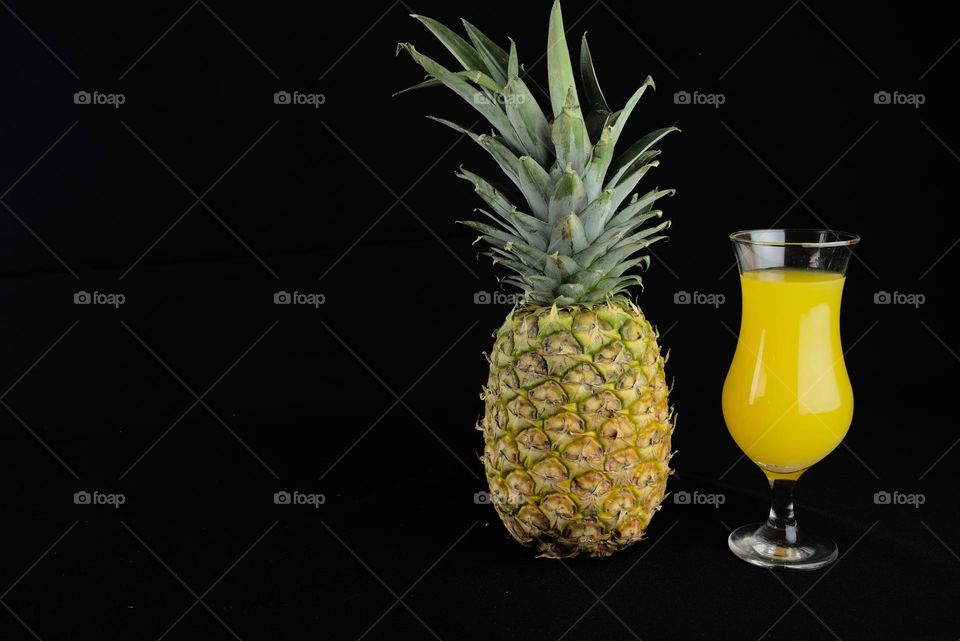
left=722, top=269, right=853, bottom=478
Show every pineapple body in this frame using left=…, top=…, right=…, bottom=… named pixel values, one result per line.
left=482, top=301, right=672, bottom=558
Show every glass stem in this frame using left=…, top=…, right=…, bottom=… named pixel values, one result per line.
left=767, top=478, right=799, bottom=545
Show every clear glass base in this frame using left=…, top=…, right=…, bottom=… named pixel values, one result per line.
left=728, top=521, right=838, bottom=570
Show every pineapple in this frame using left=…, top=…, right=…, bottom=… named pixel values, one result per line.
left=399, top=1, right=677, bottom=558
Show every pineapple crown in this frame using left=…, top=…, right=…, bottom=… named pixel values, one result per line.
left=397, top=0, right=677, bottom=306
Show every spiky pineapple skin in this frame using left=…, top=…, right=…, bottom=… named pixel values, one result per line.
left=481, top=300, right=672, bottom=558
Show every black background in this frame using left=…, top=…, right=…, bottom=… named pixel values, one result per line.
left=1, top=1, right=958, bottom=639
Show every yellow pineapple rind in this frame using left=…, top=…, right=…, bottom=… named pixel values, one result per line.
left=481, top=300, right=673, bottom=558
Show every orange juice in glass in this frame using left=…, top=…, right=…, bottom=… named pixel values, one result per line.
left=723, top=229, right=860, bottom=570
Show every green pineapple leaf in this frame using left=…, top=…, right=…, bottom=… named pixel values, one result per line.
left=582, top=126, right=614, bottom=200
left=552, top=88, right=591, bottom=174
left=607, top=127, right=679, bottom=186
left=400, top=44, right=525, bottom=153
left=411, top=15, right=487, bottom=71
left=609, top=76, right=656, bottom=147
left=548, top=167, right=587, bottom=225
left=579, top=34, right=612, bottom=141
left=518, top=156, right=552, bottom=221
left=504, top=41, right=552, bottom=166
left=462, top=19, right=510, bottom=86
left=547, top=0, right=579, bottom=118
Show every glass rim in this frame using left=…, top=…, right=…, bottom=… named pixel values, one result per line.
left=729, top=228, right=860, bottom=248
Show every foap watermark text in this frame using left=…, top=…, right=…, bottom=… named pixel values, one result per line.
left=474, top=93, right=527, bottom=106
left=274, top=291, right=326, bottom=308
left=874, top=490, right=925, bottom=508
left=74, top=90, right=125, bottom=108
left=475, top=291, right=523, bottom=306
left=874, top=290, right=925, bottom=308
left=75, top=290, right=125, bottom=308
left=874, top=91, right=925, bottom=108
left=674, top=90, right=725, bottom=108
left=274, top=490, right=325, bottom=507
left=274, top=90, right=326, bottom=108
left=74, top=490, right=126, bottom=508
left=674, top=490, right=725, bottom=508
left=674, top=290, right=725, bottom=308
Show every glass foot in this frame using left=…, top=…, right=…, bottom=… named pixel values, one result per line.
left=728, top=522, right=837, bottom=570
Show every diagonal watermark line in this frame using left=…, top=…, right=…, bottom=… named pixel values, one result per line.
left=798, top=1, right=878, bottom=79
left=839, top=441, right=880, bottom=481
left=322, top=520, right=443, bottom=641
left=723, top=119, right=879, bottom=207
left=119, top=320, right=280, bottom=479
left=717, top=120, right=880, bottom=281
left=197, top=403, right=280, bottom=481
left=558, top=563, right=642, bottom=641
left=1, top=400, right=80, bottom=479
left=318, top=320, right=479, bottom=482
left=0, top=119, right=81, bottom=277
left=800, top=121, right=878, bottom=199
left=119, top=203, right=199, bottom=280
left=0, top=601, right=43, bottom=641
left=658, top=319, right=679, bottom=342
left=2, top=321, right=79, bottom=399
left=1, top=521, right=78, bottom=599
left=119, top=120, right=280, bottom=280
left=1, top=520, right=74, bottom=638
left=718, top=520, right=842, bottom=641
left=839, top=319, right=879, bottom=354
left=321, top=319, right=480, bottom=479
left=0, top=201, right=80, bottom=279
left=720, top=1, right=799, bottom=80
left=118, top=400, right=196, bottom=480
left=916, top=122, right=960, bottom=276
left=768, top=581, right=841, bottom=641
left=0, top=0, right=80, bottom=79
left=920, top=120, right=960, bottom=163
left=197, top=321, right=281, bottom=394
left=119, top=0, right=201, bottom=80
left=756, top=521, right=878, bottom=641
left=721, top=1, right=877, bottom=80
left=920, top=521, right=960, bottom=564
left=199, top=0, right=279, bottom=79
left=123, top=520, right=276, bottom=641
left=358, top=521, right=479, bottom=641
left=120, top=120, right=201, bottom=198
left=919, top=236, right=959, bottom=280
left=557, top=520, right=679, bottom=641
left=599, top=0, right=679, bottom=80
left=719, top=120, right=801, bottom=199
left=920, top=320, right=960, bottom=364
left=197, top=521, right=279, bottom=598
left=2, top=121, right=80, bottom=200
left=200, top=121, right=280, bottom=199
left=920, top=36, right=960, bottom=80
left=202, top=207, right=280, bottom=279
left=919, top=437, right=960, bottom=481
left=918, top=321, right=960, bottom=480
left=646, top=245, right=681, bottom=281
left=319, top=0, right=402, bottom=82
left=320, top=121, right=480, bottom=280
left=318, top=122, right=475, bottom=282
left=124, top=118, right=279, bottom=200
